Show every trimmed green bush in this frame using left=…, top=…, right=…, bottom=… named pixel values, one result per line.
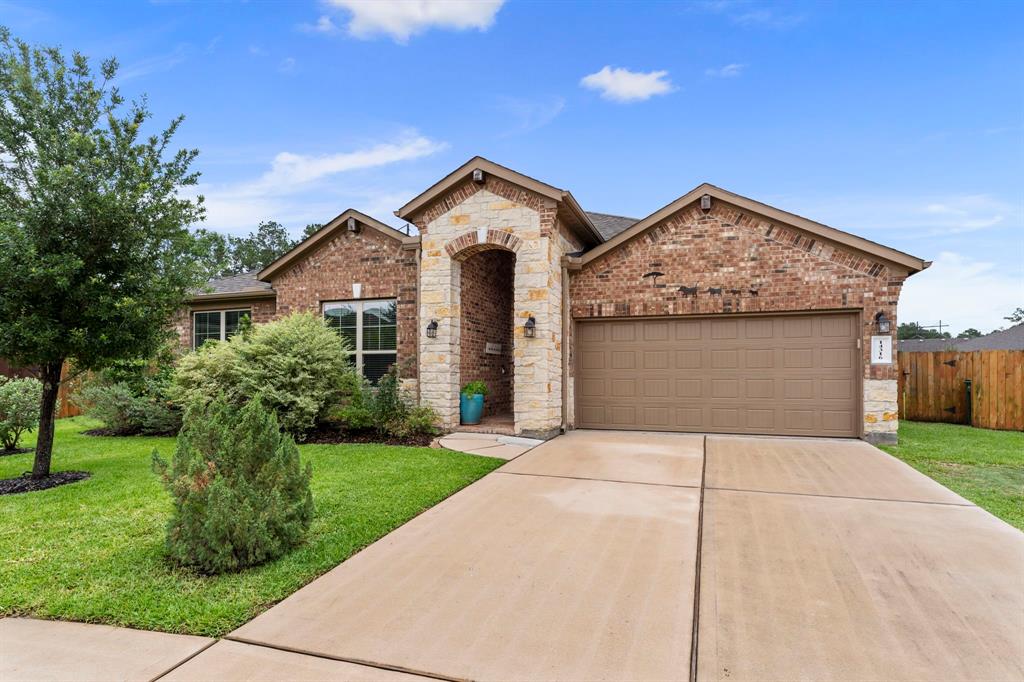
left=172, top=312, right=355, bottom=438
left=461, top=380, right=488, bottom=397
left=152, top=397, right=313, bottom=574
left=0, top=376, right=44, bottom=451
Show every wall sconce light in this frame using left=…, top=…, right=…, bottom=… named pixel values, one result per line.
left=425, top=319, right=438, bottom=338
left=875, top=312, right=891, bottom=334
left=524, top=316, right=536, bottom=338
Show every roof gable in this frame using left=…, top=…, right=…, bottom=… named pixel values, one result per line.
left=578, top=183, right=929, bottom=274
left=395, top=156, right=603, bottom=246
left=257, top=209, right=417, bottom=281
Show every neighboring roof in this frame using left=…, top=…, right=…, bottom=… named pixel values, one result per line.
left=897, top=324, right=1024, bottom=352
left=192, top=271, right=275, bottom=302
left=585, top=211, right=639, bottom=241
left=258, top=208, right=417, bottom=281
left=576, top=183, right=930, bottom=274
left=898, top=337, right=961, bottom=353
left=395, top=156, right=603, bottom=246
left=957, top=323, right=1024, bottom=351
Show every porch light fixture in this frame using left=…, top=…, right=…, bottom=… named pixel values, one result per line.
left=875, top=312, right=891, bottom=334
left=425, top=319, right=438, bottom=338
left=524, top=316, right=536, bottom=338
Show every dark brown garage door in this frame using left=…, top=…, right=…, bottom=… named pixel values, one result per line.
left=575, top=313, right=860, bottom=437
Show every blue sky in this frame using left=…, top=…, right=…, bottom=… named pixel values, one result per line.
left=5, top=0, right=1022, bottom=334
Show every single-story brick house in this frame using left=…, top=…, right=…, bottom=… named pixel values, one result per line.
left=175, top=157, right=929, bottom=444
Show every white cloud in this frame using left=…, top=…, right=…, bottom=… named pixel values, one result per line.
left=323, top=0, right=505, bottom=43
left=300, top=15, right=340, bottom=34
left=690, top=1, right=805, bottom=29
left=494, top=95, right=565, bottom=136
left=705, top=63, right=746, bottom=78
left=899, top=252, right=1024, bottom=335
left=114, top=45, right=189, bottom=84
left=278, top=57, right=297, bottom=73
left=195, top=132, right=446, bottom=233
left=580, top=66, right=675, bottom=103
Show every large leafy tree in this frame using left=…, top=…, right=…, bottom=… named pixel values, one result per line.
left=0, top=29, right=205, bottom=478
left=229, top=220, right=296, bottom=273
left=897, top=322, right=951, bottom=340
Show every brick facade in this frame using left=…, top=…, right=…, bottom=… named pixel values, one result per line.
left=569, top=200, right=905, bottom=442
left=459, top=250, right=515, bottom=416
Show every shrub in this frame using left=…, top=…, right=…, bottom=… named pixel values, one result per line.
left=331, top=373, right=373, bottom=430
left=74, top=343, right=183, bottom=435
left=391, top=405, right=441, bottom=439
left=172, top=312, right=355, bottom=438
left=0, top=377, right=43, bottom=451
left=461, top=380, right=488, bottom=397
left=368, top=365, right=407, bottom=435
left=152, top=397, right=313, bottom=574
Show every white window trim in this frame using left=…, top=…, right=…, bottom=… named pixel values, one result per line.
left=192, top=308, right=250, bottom=349
left=323, top=299, right=397, bottom=378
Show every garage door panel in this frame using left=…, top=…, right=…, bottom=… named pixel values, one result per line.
left=576, top=313, right=858, bottom=437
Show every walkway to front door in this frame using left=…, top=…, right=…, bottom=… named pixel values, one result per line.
left=6, top=431, right=1022, bottom=680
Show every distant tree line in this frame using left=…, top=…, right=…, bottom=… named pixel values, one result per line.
left=898, top=307, right=1024, bottom=341
left=195, top=220, right=322, bottom=279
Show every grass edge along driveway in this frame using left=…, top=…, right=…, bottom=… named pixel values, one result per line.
left=0, top=417, right=502, bottom=637
left=881, top=420, right=1024, bottom=530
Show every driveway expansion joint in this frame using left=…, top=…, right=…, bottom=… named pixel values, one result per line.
left=707, top=485, right=979, bottom=507
left=689, top=435, right=707, bottom=682
left=149, top=639, right=218, bottom=682
left=223, top=636, right=465, bottom=682
left=495, top=469, right=702, bottom=490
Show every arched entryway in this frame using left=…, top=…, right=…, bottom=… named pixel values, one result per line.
left=459, top=248, right=515, bottom=426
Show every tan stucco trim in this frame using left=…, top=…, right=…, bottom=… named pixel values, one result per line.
left=189, top=290, right=276, bottom=304
left=257, top=209, right=416, bottom=281
left=394, top=156, right=602, bottom=246
left=579, top=183, right=929, bottom=274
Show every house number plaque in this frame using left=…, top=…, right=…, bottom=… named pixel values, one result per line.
left=485, top=342, right=502, bottom=355
left=870, top=336, right=892, bottom=365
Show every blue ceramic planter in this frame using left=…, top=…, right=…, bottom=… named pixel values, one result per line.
left=460, top=393, right=484, bottom=425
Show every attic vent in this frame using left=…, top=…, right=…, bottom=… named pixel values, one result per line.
left=700, top=194, right=712, bottom=211
left=347, top=217, right=360, bottom=233
left=472, top=169, right=485, bottom=184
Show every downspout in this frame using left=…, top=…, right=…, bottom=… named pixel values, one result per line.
left=561, top=262, right=570, bottom=432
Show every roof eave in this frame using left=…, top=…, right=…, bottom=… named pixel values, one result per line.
left=189, top=289, right=277, bottom=304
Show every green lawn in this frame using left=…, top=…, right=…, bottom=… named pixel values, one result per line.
left=0, top=417, right=502, bottom=636
left=881, top=421, right=1024, bottom=530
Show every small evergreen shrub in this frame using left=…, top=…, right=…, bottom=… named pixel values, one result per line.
left=368, top=365, right=407, bottom=435
left=392, top=405, right=441, bottom=438
left=152, top=397, right=313, bottom=574
left=0, top=377, right=44, bottom=451
left=172, top=312, right=355, bottom=438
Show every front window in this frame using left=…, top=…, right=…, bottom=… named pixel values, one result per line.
left=324, top=299, right=397, bottom=383
left=193, top=309, right=250, bottom=349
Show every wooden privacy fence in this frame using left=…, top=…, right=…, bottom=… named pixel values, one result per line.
left=898, top=350, right=1024, bottom=431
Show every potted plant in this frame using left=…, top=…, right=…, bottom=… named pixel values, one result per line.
left=460, top=380, right=488, bottom=425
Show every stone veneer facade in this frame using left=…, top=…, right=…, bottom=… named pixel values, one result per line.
left=568, top=200, right=904, bottom=443
left=178, top=164, right=917, bottom=444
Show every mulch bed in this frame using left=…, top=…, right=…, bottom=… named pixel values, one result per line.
left=0, top=471, right=91, bottom=496
left=304, top=426, right=436, bottom=448
left=1, top=447, right=34, bottom=457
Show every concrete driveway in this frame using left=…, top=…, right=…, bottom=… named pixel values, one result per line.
left=7, top=431, right=1021, bottom=681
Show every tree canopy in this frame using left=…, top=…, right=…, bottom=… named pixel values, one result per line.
left=0, top=28, right=205, bottom=477
left=193, top=221, right=323, bottom=280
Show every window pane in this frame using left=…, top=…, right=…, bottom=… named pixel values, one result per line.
left=363, top=300, right=397, bottom=351
left=363, top=353, right=396, bottom=384
left=324, top=304, right=357, bottom=329
left=225, top=310, right=250, bottom=339
left=194, top=311, right=221, bottom=348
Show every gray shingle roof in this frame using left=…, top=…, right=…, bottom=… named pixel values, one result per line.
left=897, top=324, right=1024, bottom=353
left=956, top=323, right=1024, bottom=351
left=585, top=211, right=639, bottom=241
left=200, top=271, right=274, bottom=296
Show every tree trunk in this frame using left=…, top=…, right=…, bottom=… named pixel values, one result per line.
left=32, top=360, right=64, bottom=480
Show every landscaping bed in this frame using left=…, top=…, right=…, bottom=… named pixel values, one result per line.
left=881, top=421, right=1024, bottom=530
left=0, top=470, right=90, bottom=495
left=0, top=417, right=502, bottom=636
left=305, top=424, right=438, bottom=448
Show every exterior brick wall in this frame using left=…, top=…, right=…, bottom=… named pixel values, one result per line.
left=460, top=250, right=515, bottom=416
left=569, top=200, right=905, bottom=442
left=269, top=226, right=418, bottom=380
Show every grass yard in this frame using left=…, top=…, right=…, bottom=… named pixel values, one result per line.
left=881, top=421, right=1024, bottom=530
left=0, top=417, right=502, bottom=636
